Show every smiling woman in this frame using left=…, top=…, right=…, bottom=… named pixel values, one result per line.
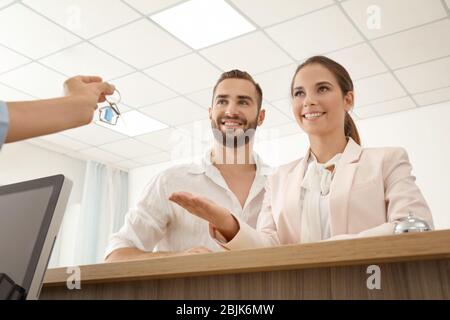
left=169, top=55, right=434, bottom=250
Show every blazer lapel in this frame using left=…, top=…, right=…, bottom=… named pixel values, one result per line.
left=282, top=150, right=309, bottom=243
left=329, top=138, right=362, bottom=236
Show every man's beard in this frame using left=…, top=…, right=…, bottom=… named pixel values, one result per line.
left=211, top=114, right=258, bottom=148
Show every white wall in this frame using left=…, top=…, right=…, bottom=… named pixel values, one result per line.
left=0, top=141, right=87, bottom=266
left=129, top=101, right=450, bottom=230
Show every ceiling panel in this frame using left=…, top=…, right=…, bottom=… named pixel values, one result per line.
left=230, top=0, right=333, bottom=27
left=144, top=53, right=221, bottom=94
left=23, top=0, right=141, bottom=38
left=79, top=147, right=126, bottom=163
left=186, top=87, right=213, bottom=109
left=326, top=43, right=387, bottom=80
left=40, top=42, right=134, bottom=80
left=254, top=64, right=297, bottom=102
left=39, top=133, right=90, bottom=151
left=91, top=19, right=191, bottom=69
left=123, top=0, right=186, bottom=15
left=353, top=96, right=416, bottom=119
left=0, top=82, right=34, bottom=100
left=0, top=63, right=66, bottom=98
left=200, top=31, right=293, bottom=75
left=0, top=4, right=80, bottom=59
left=342, top=0, right=447, bottom=39
left=111, top=72, right=176, bottom=108
left=353, top=72, right=407, bottom=106
left=395, top=56, right=450, bottom=93
left=140, top=97, right=207, bottom=126
left=266, top=6, right=363, bottom=60
left=413, top=87, right=450, bottom=106
left=62, top=123, right=127, bottom=146
left=372, top=19, right=450, bottom=69
left=0, top=45, right=31, bottom=74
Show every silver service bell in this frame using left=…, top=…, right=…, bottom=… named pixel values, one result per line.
left=394, top=212, right=431, bottom=234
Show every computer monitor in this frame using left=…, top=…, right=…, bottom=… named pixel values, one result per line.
left=0, top=175, right=72, bottom=300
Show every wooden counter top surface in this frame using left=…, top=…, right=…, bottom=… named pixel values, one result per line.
left=43, top=230, right=450, bottom=287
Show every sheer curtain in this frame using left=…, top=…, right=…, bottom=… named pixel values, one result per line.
left=73, top=161, right=128, bottom=265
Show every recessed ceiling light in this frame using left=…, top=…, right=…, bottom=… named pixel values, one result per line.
left=95, top=110, right=168, bottom=137
left=150, top=0, right=255, bottom=50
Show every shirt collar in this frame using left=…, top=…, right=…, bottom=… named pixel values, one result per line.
left=308, top=152, right=342, bottom=169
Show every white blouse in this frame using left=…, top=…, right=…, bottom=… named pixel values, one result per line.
left=299, top=153, right=342, bottom=243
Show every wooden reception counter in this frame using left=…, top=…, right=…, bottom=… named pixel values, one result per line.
left=40, top=230, right=450, bottom=299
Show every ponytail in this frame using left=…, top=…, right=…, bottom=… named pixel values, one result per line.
left=344, top=112, right=361, bottom=145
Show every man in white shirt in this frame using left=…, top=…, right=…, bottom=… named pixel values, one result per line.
left=105, top=70, right=272, bottom=262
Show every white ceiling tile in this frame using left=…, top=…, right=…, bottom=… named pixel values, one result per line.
left=326, top=43, right=387, bottom=80
left=271, top=98, right=294, bottom=120
left=40, top=42, right=134, bottom=80
left=135, top=127, right=191, bottom=151
left=99, top=138, right=161, bottom=158
left=140, top=97, right=207, bottom=126
left=91, top=19, right=191, bottom=69
left=186, top=87, right=213, bottom=109
left=0, top=63, right=66, bottom=98
left=230, top=0, right=333, bottom=27
left=254, top=64, right=297, bottom=101
left=395, top=56, right=450, bottom=93
left=372, top=19, right=450, bottom=69
left=413, top=86, right=450, bottom=106
left=354, top=73, right=406, bottom=106
left=114, top=159, right=142, bottom=170
left=63, top=123, right=127, bottom=145
left=133, top=152, right=171, bottom=166
left=39, top=133, right=90, bottom=151
left=144, top=54, right=221, bottom=94
left=111, top=72, right=176, bottom=108
left=123, top=0, right=185, bottom=15
left=256, top=121, right=300, bottom=141
left=266, top=6, right=363, bottom=60
left=0, top=82, right=34, bottom=100
left=261, top=103, right=291, bottom=128
left=0, top=4, right=80, bottom=59
left=0, top=0, right=14, bottom=9
left=63, top=150, right=92, bottom=162
left=23, top=0, right=140, bottom=39
left=342, top=0, right=447, bottom=39
left=354, top=97, right=416, bottom=118
left=200, top=31, right=293, bottom=75
left=0, top=45, right=30, bottom=74
left=26, top=138, right=75, bottom=155
left=79, top=147, right=126, bottom=163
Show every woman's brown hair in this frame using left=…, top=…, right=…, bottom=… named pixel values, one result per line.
left=290, top=56, right=361, bottom=145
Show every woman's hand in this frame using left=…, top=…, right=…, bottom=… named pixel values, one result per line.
left=169, top=191, right=240, bottom=241
left=64, top=75, right=115, bottom=108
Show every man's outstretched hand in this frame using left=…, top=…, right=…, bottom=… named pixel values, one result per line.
left=169, top=192, right=240, bottom=241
